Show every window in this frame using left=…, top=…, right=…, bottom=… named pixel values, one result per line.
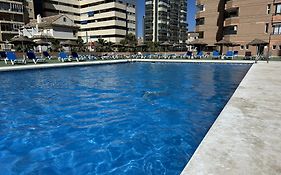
left=63, top=17, right=67, bottom=22
left=88, top=11, right=95, bottom=17
left=279, top=45, right=281, bottom=50
left=196, top=18, right=205, bottom=26
left=246, top=45, right=249, bottom=50
left=272, top=45, right=277, bottom=50
left=273, top=24, right=281, bottom=34
left=265, top=23, right=269, bottom=33
left=198, top=31, right=204, bottom=39
left=225, top=8, right=239, bottom=18
left=267, top=4, right=271, bottom=14
left=196, top=4, right=205, bottom=12
left=240, top=45, right=244, bottom=50
left=276, top=4, right=281, bottom=14
left=224, top=25, right=238, bottom=35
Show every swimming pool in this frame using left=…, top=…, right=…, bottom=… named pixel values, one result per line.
left=0, top=63, right=251, bottom=175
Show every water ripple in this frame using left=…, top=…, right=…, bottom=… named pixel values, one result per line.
left=0, top=63, right=251, bottom=175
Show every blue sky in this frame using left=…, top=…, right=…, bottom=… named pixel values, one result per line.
left=136, top=0, right=196, bottom=37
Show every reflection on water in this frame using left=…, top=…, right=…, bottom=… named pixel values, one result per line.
left=0, top=63, right=251, bottom=175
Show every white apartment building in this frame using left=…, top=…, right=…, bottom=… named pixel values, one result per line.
left=35, top=0, right=137, bottom=43
left=23, top=14, right=79, bottom=41
left=0, top=0, right=35, bottom=43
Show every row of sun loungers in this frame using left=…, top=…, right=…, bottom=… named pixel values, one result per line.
left=0, top=50, right=264, bottom=65
left=0, top=51, right=99, bottom=65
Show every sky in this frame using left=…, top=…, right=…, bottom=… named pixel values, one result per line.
left=136, top=0, right=196, bottom=37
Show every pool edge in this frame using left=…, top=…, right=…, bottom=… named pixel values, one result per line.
left=0, top=59, right=255, bottom=72
left=180, top=62, right=281, bottom=174
left=0, top=60, right=130, bottom=72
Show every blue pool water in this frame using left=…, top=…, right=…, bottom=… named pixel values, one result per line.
left=0, top=63, right=251, bottom=175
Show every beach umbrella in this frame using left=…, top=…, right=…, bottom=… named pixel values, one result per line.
left=172, top=43, right=180, bottom=51
left=10, top=35, right=34, bottom=45
left=215, top=39, right=240, bottom=54
left=137, top=43, right=147, bottom=52
left=125, top=44, right=134, bottom=48
left=112, top=43, right=122, bottom=52
left=32, top=34, right=54, bottom=40
left=248, top=39, right=269, bottom=46
left=189, top=40, right=207, bottom=51
left=189, top=40, right=207, bottom=46
left=35, top=39, right=50, bottom=46
left=60, top=40, right=78, bottom=46
left=60, top=40, right=78, bottom=52
left=113, top=43, right=122, bottom=47
left=124, top=43, right=136, bottom=52
left=137, top=43, right=147, bottom=47
left=161, top=41, right=172, bottom=46
left=215, top=39, right=233, bottom=46
left=34, top=39, right=50, bottom=53
left=248, top=39, right=269, bottom=61
left=160, top=41, right=172, bottom=52
left=10, top=36, right=35, bottom=57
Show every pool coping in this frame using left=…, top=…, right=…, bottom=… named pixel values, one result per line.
left=181, top=61, right=281, bottom=175
left=1, top=59, right=279, bottom=174
left=0, top=59, right=130, bottom=72
left=133, top=59, right=255, bottom=64
left=0, top=59, right=255, bottom=72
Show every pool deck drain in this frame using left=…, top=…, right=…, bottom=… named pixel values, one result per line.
left=181, top=62, right=281, bottom=175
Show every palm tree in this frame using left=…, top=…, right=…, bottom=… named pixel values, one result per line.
left=119, top=33, right=137, bottom=52
left=77, top=37, right=87, bottom=52
left=50, top=38, right=61, bottom=52
left=147, top=41, right=160, bottom=52
left=96, top=38, right=107, bottom=52
left=119, top=39, right=127, bottom=52
left=106, top=41, right=114, bottom=52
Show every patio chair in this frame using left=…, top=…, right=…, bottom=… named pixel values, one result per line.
left=224, top=51, right=234, bottom=60
left=0, top=51, right=7, bottom=60
left=142, top=54, right=151, bottom=59
left=42, top=51, right=52, bottom=60
left=58, top=52, right=72, bottom=62
left=234, top=51, right=239, bottom=58
left=26, top=51, right=46, bottom=64
left=71, top=52, right=87, bottom=62
left=183, top=51, right=193, bottom=59
left=212, top=50, right=221, bottom=59
left=244, top=51, right=253, bottom=60
left=195, top=51, right=204, bottom=59
left=5, top=52, right=26, bottom=65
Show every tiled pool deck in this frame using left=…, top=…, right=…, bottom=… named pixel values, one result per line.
left=0, top=59, right=280, bottom=174
left=181, top=61, right=281, bottom=175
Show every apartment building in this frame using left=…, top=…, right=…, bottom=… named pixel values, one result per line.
left=196, top=0, right=281, bottom=56
left=144, top=0, right=188, bottom=44
left=23, top=14, right=79, bottom=41
left=34, top=0, right=137, bottom=43
left=0, top=0, right=34, bottom=42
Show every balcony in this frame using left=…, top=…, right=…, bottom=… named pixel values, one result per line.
left=224, top=17, right=239, bottom=26
left=273, top=15, right=281, bottom=23
left=224, top=25, right=238, bottom=35
left=225, top=0, right=238, bottom=10
left=274, top=0, right=281, bottom=3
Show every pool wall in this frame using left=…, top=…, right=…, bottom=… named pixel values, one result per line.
left=0, top=60, right=130, bottom=72
left=0, top=59, right=254, bottom=72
